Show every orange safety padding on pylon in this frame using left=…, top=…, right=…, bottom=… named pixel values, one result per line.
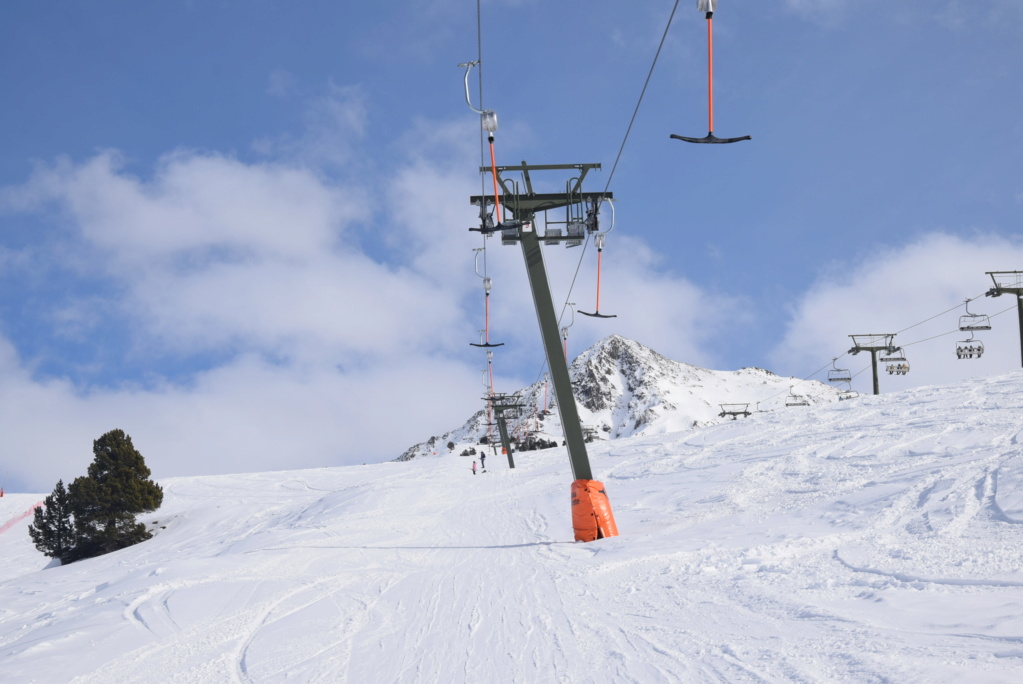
left=571, top=479, right=619, bottom=542
left=571, top=479, right=597, bottom=541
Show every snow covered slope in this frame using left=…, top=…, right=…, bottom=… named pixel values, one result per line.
left=1, top=371, right=1022, bottom=682
left=399, top=334, right=840, bottom=461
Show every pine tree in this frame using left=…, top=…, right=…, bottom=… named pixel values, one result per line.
left=67, top=429, right=164, bottom=560
left=28, top=479, right=76, bottom=564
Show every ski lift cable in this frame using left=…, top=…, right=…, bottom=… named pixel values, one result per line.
left=472, top=0, right=490, bottom=271
left=553, top=0, right=683, bottom=343
left=507, top=1, right=682, bottom=388
left=790, top=300, right=1015, bottom=396
left=733, top=295, right=1009, bottom=407
left=850, top=365, right=872, bottom=380
left=894, top=291, right=988, bottom=335
left=598, top=0, right=681, bottom=203
left=901, top=328, right=963, bottom=347
left=757, top=353, right=852, bottom=405
left=899, top=302, right=1016, bottom=348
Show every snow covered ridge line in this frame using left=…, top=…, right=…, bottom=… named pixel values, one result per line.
left=396, top=335, right=840, bottom=461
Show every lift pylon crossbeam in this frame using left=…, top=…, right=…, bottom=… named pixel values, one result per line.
left=848, top=333, right=897, bottom=396
left=986, top=271, right=1023, bottom=368
left=469, top=162, right=607, bottom=483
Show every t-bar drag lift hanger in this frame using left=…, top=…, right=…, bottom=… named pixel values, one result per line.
left=460, top=61, right=518, bottom=235
left=469, top=247, right=504, bottom=348
left=579, top=201, right=617, bottom=319
left=671, top=0, right=751, bottom=145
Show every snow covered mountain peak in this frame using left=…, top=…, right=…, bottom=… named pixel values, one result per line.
left=398, top=335, right=839, bottom=460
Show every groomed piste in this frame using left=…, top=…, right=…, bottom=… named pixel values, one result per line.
left=1, top=371, right=1022, bottom=682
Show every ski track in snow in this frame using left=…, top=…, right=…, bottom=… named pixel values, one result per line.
left=1, top=373, right=1023, bottom=681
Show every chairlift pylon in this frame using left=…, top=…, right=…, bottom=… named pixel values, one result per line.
left=881, top=345, right=910, bottom=375
left=578, top=207, right=617, bottom=318
left=959, top=298, right=992, bottom=332
left=671, top=1, right=751, bottom=145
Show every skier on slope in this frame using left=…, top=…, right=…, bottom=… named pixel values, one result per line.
left=480, top=452, right=486, bottom=470
left=472, top=460, right=477, bottom=475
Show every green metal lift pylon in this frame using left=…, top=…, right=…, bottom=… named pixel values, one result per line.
left=471, top=162, right=608, bottom=482
left=487, top=392, right=522, bottom=469
left=985, top=271, right=1023, bottom=368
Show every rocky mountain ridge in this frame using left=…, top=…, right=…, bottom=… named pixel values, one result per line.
left=397, top=335, right=840, bottom=461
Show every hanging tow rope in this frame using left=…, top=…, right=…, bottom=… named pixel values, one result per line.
left=671, top=0, right=751, bottom=145
left=579, top=200, right=617, bottom=319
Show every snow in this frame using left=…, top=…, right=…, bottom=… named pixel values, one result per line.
left=401, top=335, right=842, bottom=461
left=2, top=370, right=1023, bottom=682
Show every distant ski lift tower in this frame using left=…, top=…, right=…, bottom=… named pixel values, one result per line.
left=470, top=161, right=618, bottom=541
left=848, top=334, right=897, bottom=395
left=487, top=392, right=522, bottom=469
left=985, top=271, right=1023, bottom=367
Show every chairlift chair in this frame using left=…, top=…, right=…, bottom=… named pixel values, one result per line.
left=956, top=334, right=985, bottom=359
left=959, top=298, right=992, bottom=332
left=839, top=389, right=860, bottom=401
left=880, top=346, right=906, bottom=363
left=785, top=388, right=810, bottom=407
left=469, top=249, right=504, bottom=348
left=827, top=358, right=852, bottom=384
left=719, top=403, right=751, bottom=419
left=886, top=361, right=910, bottom=375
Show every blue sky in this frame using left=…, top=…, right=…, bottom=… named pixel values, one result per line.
left=1, top=0, right=1021, bottom=490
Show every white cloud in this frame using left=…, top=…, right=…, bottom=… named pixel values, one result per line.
left=0, top=124, right=488, bottom=490
left=0, top=94, right=757, bottom=492
left=252, top=82, right=369, bottom=170
left=0, top=342, right=481, bottom=492
left=9, top=151, right=354, bottom=264
left=770, top=232, right=1023, bottom=394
